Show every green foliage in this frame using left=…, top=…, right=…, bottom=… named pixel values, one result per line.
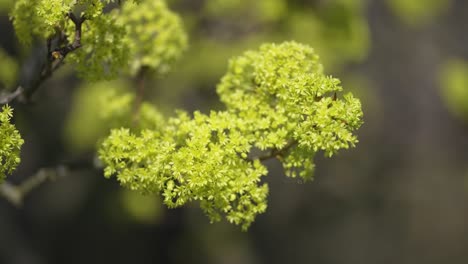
left=204, top=0, right=287, bottom=23
left=386, top=0, right=451, bottom=27
left=10, top=0, right=187, bottom=80
left=7, top=0, right=363, bottom=230
left=0, top=105, right=24, bottom=183
left=36, top=0, right=73, bottom=28
left=10, top=0, right=47, bottom=45
left=0, top=0, right=13, bottom=12
left=66, top=13, right=130, bottom=80
left=64, top=80, right=165, bottom=151
left=0, top=48, right=19, bottom=89
left=286, top=0, right=370, bottom=68
left=217, top=41, right=363, bottom=160
left=439, top=60, right=468, bottom=121
left=64, top=80, right=132, bottom=151
left=99, top=42, right=363, bottom=230
left=155, top=0, right=370, bottom=101
left=10, top=0, right=96, bottom=44
left=120, top=189, right=163, bottom=224
left=118, top=0, right=188, bottom=75
left=67, top=0, right=187, bottom=80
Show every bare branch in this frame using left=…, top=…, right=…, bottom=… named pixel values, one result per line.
left=0, top=156, right=97, bottom=206
left=0, top=86, right=24, bottom=105
left=0, top=166, right=66, bottom=206
left=0, top=182, right=22, bottom=206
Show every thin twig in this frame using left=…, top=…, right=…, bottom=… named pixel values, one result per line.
left=0, top=166, right=66, bottom=206
left=0, top=182, right=22, bottom=206
left=0, top=156, right=97, bottom=207
left=0, top=86, right=24, bottom=105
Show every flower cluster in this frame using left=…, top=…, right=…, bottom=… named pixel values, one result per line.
left=10, top=0, right=187, bottom=80
left=0, top=105, right=24, bottom=183
left=99, top=42, right=363, bottom=229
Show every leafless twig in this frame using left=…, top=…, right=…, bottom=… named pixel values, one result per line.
left=0, top=166, right=67, bottom=206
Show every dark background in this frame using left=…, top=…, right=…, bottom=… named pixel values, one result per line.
left=1, top=0, right=468, bottom=263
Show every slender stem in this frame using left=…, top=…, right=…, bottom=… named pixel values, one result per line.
left=0, top=157, right=96, bottom=206
left=0, top=86, right=24, bottom=105
left=0, top=167, right=65, bottom=206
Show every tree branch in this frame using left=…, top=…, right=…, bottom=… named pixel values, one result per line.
left=249, top=140, right=298, bottom=162
left=0, top=86, right=24, bottom=105
left=51, top=12, right=85, bottom=60
left=132, top=66, right=150, bottom=125
left=0, top=166, right=66, bottom=206
left=0, top=12, right=86, bottom=105
left=0, top=156, right=97, bottom=206
left=0, top=13, right=91, bottom=205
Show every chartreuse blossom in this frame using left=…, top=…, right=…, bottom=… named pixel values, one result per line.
left=10, top=0, right=187, bottom=80
left=99, top=42, right=363, bottom=230
left=0, top=105, right=24, bottom=183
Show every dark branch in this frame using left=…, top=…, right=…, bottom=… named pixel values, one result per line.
left=0, top=166, right=67, bottom=206
left=51, top=12, right=85, bottom=60
left=0, top=156, right=97, bottom=206
left=250, top=140, right=298, bottom=162
left=0, top=12, right=86, bottom=105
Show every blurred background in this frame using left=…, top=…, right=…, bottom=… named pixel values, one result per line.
left=1, top=0, right=468, bottom=263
